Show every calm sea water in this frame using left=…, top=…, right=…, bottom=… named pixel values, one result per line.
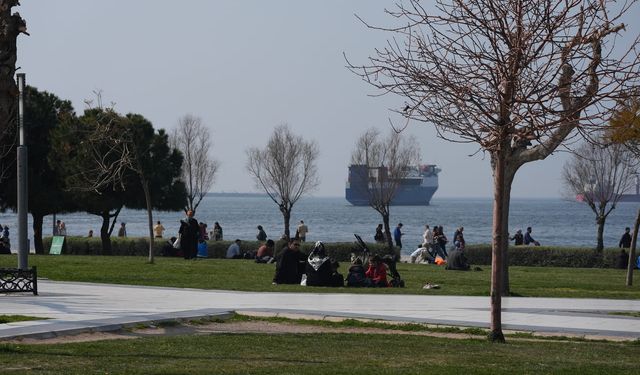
left=0, top=196, right=637, bottom=254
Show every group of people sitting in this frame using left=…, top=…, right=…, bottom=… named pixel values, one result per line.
left=271, top=238, right=401, bottom=288
left=409, top=225, right=471, bottom=271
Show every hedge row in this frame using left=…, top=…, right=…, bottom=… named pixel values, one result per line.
left=41, top=237, right=630, bottom=268
left=41, top=236, right=394, bottom=262
left=464, top=244, right=626, bottom=268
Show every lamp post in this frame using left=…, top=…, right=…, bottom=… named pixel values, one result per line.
left=16, top=73, right=28, bottom=270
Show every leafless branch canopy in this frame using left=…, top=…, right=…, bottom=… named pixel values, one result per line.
left=246, top=124, right=319, bottom=212
left=563, top=140, right=638, bottom=208
left=171, top=114, right=219, bottom=213
left=66, top=108, right=136, bottom=193
left=348, top=0, right=640, bottom=162
left=350, top=128, right=420, bottom=214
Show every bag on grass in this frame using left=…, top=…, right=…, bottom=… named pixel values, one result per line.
left=172, top=235, right=181, bottom=249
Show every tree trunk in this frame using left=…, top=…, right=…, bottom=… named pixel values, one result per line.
left=100, top=211, right=112, bottom=255
left=596, top=216, right=606, bottom=252
left=142, top=179, right=154, bottom=264
left=32, top=213, right=44, bottom=254
left=626, top=207, right=640, bottom=286
left=489, top=150, right=506, bottom=343
left=500, top=167, right=516, bottom=296
left=382, top=212, right=394, bottom=252
left=283, top=208, right=291, bottom=239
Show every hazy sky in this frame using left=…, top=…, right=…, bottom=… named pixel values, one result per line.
left=17, top=1, right=640, bottom=198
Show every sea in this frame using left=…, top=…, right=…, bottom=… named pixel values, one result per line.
left=0, top=195, right=638, bottom=255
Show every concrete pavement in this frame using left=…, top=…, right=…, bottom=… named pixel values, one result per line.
left=1, top=279, right=639, bottom=340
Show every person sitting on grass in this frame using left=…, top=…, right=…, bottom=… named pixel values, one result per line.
left=305, top=241, right=333, bottom=287
left=446, top=247, right=470, bottom=271
left=272, top=238, right=306, bottom=285
left=365, top=255, right=388, bottom=287
left=162, top=237, right=178, bottom=257
left=346, top=258, right=368, bottom=287
left=410, top=244, right=433, bottom=264
left=329, top=260, right=344, bottom=287
left=255, top=239, right=275, bottom=263
left=226, top=239, right=242, bottom=259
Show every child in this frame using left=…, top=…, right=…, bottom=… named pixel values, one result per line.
left=365, top=255, right=388, bottom=287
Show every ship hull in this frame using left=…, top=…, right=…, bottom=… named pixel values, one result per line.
left=345, top=185, right=438, bottom=206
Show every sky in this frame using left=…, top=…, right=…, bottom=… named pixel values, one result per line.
left=16, top=1, right=640, bottom=198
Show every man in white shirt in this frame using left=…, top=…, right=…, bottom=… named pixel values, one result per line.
left=422, top=225, right=433, bottom=247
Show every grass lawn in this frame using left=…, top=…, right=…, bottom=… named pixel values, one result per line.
left=0, top=315, right=44, bottom=324
left=1, top=255, right=638, bottom=298
left=0, top=328, right=638, bottom=374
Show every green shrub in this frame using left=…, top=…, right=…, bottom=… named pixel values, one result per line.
left=42, top=236, right=394, bottom=261
left=465, top=244, right=622, bottom=268
left=41, top=237, right=627, bottom=268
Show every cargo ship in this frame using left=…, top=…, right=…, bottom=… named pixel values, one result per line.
left=576, top=175, right=640, bottom=202
left=345, top=164, right=440, bottom=206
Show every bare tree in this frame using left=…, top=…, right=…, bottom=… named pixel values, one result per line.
left=171, top=115, right=219, bottom=214
left=562, top=141, right=638, bottom=251
left=246, top=124, right=319, bottom=238
left=348, top=0, right=640, bottom=342
left=350, top=128, right=420, bottom=249
left=0, top=0, right=28, bottom=181
left=609, top=94, right=640, bottom=285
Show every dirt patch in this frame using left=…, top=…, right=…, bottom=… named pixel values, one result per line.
left=4, top=320, right=480, bottom=345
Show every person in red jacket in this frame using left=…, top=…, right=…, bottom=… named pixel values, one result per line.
left=365, top=255, right=388, bottom=287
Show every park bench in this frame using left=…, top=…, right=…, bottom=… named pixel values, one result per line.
left=0, top=267, right=37, bottom=295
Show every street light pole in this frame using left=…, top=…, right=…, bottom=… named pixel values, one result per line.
left=16, top=73, right=28, bottom=270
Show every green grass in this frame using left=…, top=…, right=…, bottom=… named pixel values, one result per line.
left=231, top=314, right=489, bottom=336
left=1, top=255, right=639, bottom=298
left=0, top=331, right=638, bottom=374
left=0, top=315, right=45, bottom=324
left=609, top=311, right=640, bottom=318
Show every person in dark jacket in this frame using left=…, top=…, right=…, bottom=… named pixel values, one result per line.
left=510, top=229, right=524, bottom=246
left=256, top=225, right=267, bottom=241
left=619, top=227, right=632, bottom=249
left=445, top=249, right=471, bottom=271
left=273, top=238, right=306, bottom=284
left=346, top=258, right=368, bottom=287
left=179, top=210, right=200, bottom=260
left=305, top=241, right=333, bottom=287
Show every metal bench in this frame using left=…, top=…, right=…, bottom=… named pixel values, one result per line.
left=0, top=267, right=37, bottom=295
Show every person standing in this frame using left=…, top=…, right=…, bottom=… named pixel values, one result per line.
left=179, top=210, right=200, bottom=259
left=453, top=227, right=465, bottom=249
left=619, top=227, right=632, bottom=249
left=422, top=225, right=433, bottom=247
left=393, top=223, right=403, bottom=249
left=297, top=220, right=309, bottom=242
left=212, top=222, right=223, bottom=241
left=374, top=224, right=385, bottom=243
left=58, top=221, right=67, bottom=236
left=256, top=225, right=267, bottom=241
left=117, top=222, right=127, bottom=237
left=153, top=221, right=165, bottom=238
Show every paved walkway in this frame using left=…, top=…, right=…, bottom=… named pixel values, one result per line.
left=1, top=280, right=639, bottom=340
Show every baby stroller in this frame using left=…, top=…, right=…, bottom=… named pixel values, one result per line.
left=353, top=234, right=404, bottom=288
